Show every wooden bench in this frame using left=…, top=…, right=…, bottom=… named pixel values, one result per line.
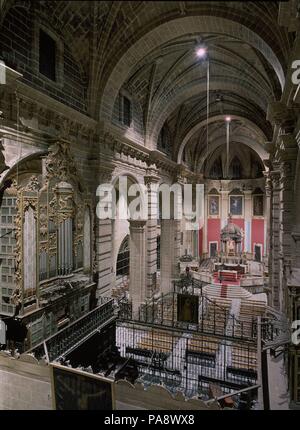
left=188, top=335, right=219, bottom=354
left=231, top=345, right=257, bottom=370
left=137, top=331, right=177, bottom=354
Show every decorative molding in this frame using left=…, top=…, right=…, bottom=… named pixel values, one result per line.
left=45, top=139, right=85, bottom=192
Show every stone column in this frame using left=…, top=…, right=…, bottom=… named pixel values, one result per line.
left=292, top=142, right=300, bottom=267
left=96, top=168, right=114, bottom=299
left=244, top=189, right=252, bottom=254
left=144, top=169, right=159, bottom=298
left=270, top=168, right=281, bottom=309
left=278, top=140, right=297, bottom=313
left=160, top=170, right=182, bottom=293
left=203, top=186, right=208, bottom=255
left=220, top=189, right=229, bottom=229
left=160, top=218, right=180, bottom=294
left=129, top=219, right=147, bottom=314
left=263, top=172, right=272, bottom=271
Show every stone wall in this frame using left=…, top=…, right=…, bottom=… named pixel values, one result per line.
left=0, top=353, right=52, bottom=410
left=0, top=353, right=221, bottom=410
left=0, top=4, right=87, bottom=114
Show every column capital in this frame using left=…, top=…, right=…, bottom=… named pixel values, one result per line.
left=99, top=163, right=114, bottom=184
left=291, top=230, right=300, bottom=243
left=144, top=171, right=160, bottom=187
left=129, top=219, right=147, bottom=231
left=267, top=101, right=296, bottom=130
left=269, top=169, right=281, bottom=187
left=220, top=189, right=230, bottom=196
left=174, top=164, right=189, bottom=184
left=275, top=134, right=298, bottom=164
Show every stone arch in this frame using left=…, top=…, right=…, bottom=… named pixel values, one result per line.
left=0, top=149, right=47, bottom=189
left=149, top=79, right=270, bottom=150
left=111, top=172, right=147, bottom=285
left=115, top=235, right=130, bottom=278
left=196, top=135, right=269, bottom=174
left=177, top=114, right=267, bottom=164
left=99, top=15, right=284, bottom=123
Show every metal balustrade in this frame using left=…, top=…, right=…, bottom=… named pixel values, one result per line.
left=28, top=298, right=115, bottom=361
left=118, top=279, right=284, bottom=343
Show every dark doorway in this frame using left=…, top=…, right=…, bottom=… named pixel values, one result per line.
left=210, top=242, right=217, bottom=258
left=254, top=245, right=261, bottom=262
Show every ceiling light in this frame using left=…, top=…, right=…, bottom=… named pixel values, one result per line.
left=196, top=47, right=207, bottom=58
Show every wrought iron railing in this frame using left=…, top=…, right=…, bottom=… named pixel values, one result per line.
left=28, top=298, right=115, bottom=361
left=118, top=280, right=280, bottom=342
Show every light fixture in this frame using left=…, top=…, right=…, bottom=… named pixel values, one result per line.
left=195, top=44, right=209, bottom=160
left=196, top=47, right=207, bottom=58
left=225, top=116, right=231, bottom=178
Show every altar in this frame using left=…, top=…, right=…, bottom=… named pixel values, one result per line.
left=220, top=214, right=243, bottom=257
left=214, top=262, right=247, bottom=275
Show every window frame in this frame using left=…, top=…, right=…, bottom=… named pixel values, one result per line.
left=33, top=21, right=64, bottom=88
left=122, top=95, right=132, bottom=127
left=209, top=241, right=218, bottom=258
left=252, top=193, right=264, bottom=218
left=253, top=243, right=263, bottom=262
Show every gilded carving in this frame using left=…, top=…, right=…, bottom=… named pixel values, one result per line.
left=45, top=140, right=81, bottom=188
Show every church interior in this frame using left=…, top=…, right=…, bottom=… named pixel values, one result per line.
left=0, top=0, right=299, bottom=411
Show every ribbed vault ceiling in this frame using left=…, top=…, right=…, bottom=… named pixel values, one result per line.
left=1, top=1, right=295, bottom=171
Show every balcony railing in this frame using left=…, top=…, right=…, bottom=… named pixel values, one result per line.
left=28, top=298, right=115, bottom=362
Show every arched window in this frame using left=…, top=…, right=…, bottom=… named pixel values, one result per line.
left=116, top=236, right=130, bottom=277
left=158, top=125, right=170, bottom=154
left=209, top=157, right=223, bottom=179
left=229, top=156, right=242, bottom=179
left=252, top=160, right=263, bottom=178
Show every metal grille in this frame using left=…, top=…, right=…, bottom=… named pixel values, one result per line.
left=116, top=322, right=258, bottom=399
left=118, top=280, right=276, bottom=343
